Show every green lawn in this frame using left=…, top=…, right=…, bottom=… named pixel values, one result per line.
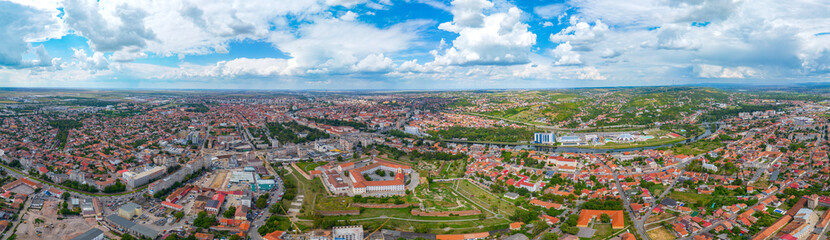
left=593, top=224, right=614, bottom=239
left=667, top=192, right=709, bottom=205
left=286, top=167, right=328, bottom=216
left=440, top=160, right=468, bottom=178
left=315, top=196, right=359, bottom=211
left=670, top=140, right=725, bottom=155
left=295, top=161, right=327, bottom=173
left=417, top=182, right=477, bottom=211
left=328, top=209, right=510, bottom=234
left=454, top=179, right=518, bottom=216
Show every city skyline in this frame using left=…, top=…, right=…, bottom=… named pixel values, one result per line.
left=1, top=0, right=829, bottom=89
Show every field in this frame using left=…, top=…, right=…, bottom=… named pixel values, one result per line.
left=325, top=207, right=510, bottom=234
left=313, top=196, right=360, bottom=212
left=439, top=160, right=467, bottom=178
left=283, top=167, right=328, bottom=216
left=646, top=212, right=676, bottom=224
left=669, top=140, right=725, bottom=155
left=209, top=171, right=228, bottom=189
left=454, top=179, right=518, bottom=217
left=415, top=182, right=476, bottom=212
left=647, top=226, right=677, bottom=240
left=295, top=161, right=327, bottom=173
left=592, top=224, right=615, bottom=239
left=667, top=192, right=709, bottom=205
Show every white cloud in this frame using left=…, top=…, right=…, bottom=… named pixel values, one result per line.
left=72, top=48, right=109, bottom=71
left=693, top=64, right=757, bottom=78
left=576, top=66, right=606, bottom=80
left=63, top=0, right=157, bottom=52
left=353, top=54, right=395, bottom=72
left=111, top=47, right=149, bottom=62
left=551, top=42, right=582, bottom=65
left=550, top=19, right=609, bottom=51
left=534, top=3, right=568, bottom=19
left=600, top=48, right=622, bottom=59
left=442, top=0, right=493, bottom=30
left=0, top=1, right=63, bottom=68
left=275, top=19, right=425, bottom=74
left=654, top=24, right=699, bottom=50
left=433, top=0, right=536, bottom=65
left=340, top=11, right=359, bottom=21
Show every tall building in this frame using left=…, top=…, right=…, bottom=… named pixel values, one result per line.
left=533, top=132, right=556, bottom=144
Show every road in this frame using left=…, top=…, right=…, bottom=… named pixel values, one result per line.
left=0, top=163, right=148, bottom=201
left=636, top=168, right=686, bottom=231
left=614, top=173, right=649, bottom=240
left=249, top=159, right=285, bottom=240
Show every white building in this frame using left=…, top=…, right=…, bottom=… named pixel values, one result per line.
left=333, top=225, right=363, bottom=240
left=126, top=166, right=167, bottom=188
left=533, top=133, right=556, bottom=144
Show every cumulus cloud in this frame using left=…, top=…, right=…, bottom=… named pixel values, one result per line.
left=0, top=1, right=63, bottom=68
left=432, top=0, right=536, bottom=65
left=550, top=19, right=609, bottom=51
left=655, top=24, right=699, bottom=50
left=551, top=42, right=582, bottom=65
left=72, top=48, right=109, bottom=71
left=576, top=66, right=607, bottom=80
left=353, top=54, right=395, bottom=72
left=693, top=64, right=757, bottom=78
left=63, top=0, right=157, bottom=53
left=111, top=47, right=149, bottom=62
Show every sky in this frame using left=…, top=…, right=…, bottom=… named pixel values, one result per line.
left=1, top=0, right=829, bottom=90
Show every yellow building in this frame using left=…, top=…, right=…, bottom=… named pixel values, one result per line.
left=118, top=202, right=142, bottom=219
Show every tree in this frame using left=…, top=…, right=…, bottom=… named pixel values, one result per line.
left=121, top=234, right=136, bottom=240
left=174, top=211, right=184, bottom=221
left=600, top=213, right=611, bottom=223
left=562, top=226, right=579, bottom=235
left=541, top=233, right=559, bottom=240
left=224, top=206, right=237, bottom=218
left=256, top=195, right=269, bottom=209
left=165, top=233, right=180, bottom=240
left=61, top=192, right=70, bottom=200
left=566, top=214, right=578, bottom=226
left=193, top=211, right=216, bottom=228
left=229, top=235, right=241, bottom=240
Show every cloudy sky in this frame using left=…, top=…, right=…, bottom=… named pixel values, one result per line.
left=1, top=0, right=829, bottom=90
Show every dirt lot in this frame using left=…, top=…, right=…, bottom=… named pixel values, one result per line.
left=208, top=171, right=229, bottom=189
left=647, top=226, right=678, bottom=240
left=14, top=200, right=101, bottom=240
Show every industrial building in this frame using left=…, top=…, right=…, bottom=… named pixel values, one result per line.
left=104, top=214, right=159, bottom=239
left=70, top=228, right=104, bottom=240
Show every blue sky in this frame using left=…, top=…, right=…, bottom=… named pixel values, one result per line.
left=1, top=0, right=829, bottom=90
